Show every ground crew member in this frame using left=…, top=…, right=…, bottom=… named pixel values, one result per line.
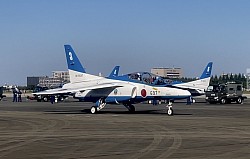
left=12, top=87, right=18, bottom=102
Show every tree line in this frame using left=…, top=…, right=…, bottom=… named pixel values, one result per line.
left=171, top=73, right=247, bottom=88
left=210, top=73, right=247, bottom=88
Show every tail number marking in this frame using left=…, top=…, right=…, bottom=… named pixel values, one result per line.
left=69, top=52, right=73, bottom=61
left=207, top=67, right=210, bottom=72
left=150, top=90, right=158, bottom=95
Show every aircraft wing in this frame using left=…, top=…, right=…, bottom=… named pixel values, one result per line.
left=33, top=83, right=123, bottom=95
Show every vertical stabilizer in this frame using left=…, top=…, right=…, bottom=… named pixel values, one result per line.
left=109, top=66, right=120, bottom=78
left=64, top=45, right=85, bottom=73
left=200, top=62, right=213, bottom=79
left=64, top=45, right=102, bottom=83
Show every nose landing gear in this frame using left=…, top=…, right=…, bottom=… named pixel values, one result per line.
left=166, top=101, right=173, bottom=116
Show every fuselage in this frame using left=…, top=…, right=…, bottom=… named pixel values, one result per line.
left=67, top=77, right=191, bottom=104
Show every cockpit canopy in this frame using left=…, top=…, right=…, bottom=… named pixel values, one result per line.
left=127, top=72, right=167, bottom=85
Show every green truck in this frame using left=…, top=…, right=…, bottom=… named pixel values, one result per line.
left=205, top=82, right=247, bottom=104
left=0, top=87, right=6, bottom=101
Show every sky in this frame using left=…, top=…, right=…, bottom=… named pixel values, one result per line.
left=1, top=0, right=250, bottom=86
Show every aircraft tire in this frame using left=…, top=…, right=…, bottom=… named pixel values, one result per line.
left=236, top=97, right=242, bottom=104
left=167, top=107, right=173, bottom=116
left=128, top=105, right=135, bottom=113
left=43, top=97, right=48, bottom=102
left=192, top=99, right=196, bottom=103
left=220, top=98, right=226, bottom=104
left=90, top=106, right=97, bottom=114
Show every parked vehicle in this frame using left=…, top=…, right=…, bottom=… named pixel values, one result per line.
left=205, top=82, right=247, bottom=104
left=27, top=86, right=68, bottom=102
left=0, top=87, right=6, bottom=101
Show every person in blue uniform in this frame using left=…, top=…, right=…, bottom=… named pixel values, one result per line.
left=18, top=90, right=22, bottom=102
left=12, top=87, right=18, bottom=102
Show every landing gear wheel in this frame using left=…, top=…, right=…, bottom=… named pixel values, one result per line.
left=128, top=105, right=135, bottom=113
left=43, top=97, right=48, bottom=102
left=192, top=99, right=196, bottom=103
left=167, top=107, right=173, bottom=116
left=220, top=98, right=226, bottom=104
left=90, top=106, right=97, bottom=114
left=236, top=97, right=242, bottom=104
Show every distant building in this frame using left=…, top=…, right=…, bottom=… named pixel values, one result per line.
left=52, top=71, right=70, bottom=83
left=27, top=76, right=64, bottom=89
left=151, top=67, right=183, bottom=78
left=27, top=71, right=70, bottom=89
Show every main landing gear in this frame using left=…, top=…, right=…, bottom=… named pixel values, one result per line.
left=90, top=98, right=106, bottom=114
left=123, top=104, right=135, bottom=113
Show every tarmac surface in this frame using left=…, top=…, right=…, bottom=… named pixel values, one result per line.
left=0, top=97, right=250, bottom=159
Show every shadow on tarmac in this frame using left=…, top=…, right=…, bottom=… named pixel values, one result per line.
left=44, top=109, right=193, bottom=116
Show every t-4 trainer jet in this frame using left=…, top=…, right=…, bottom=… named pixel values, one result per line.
left=33, top=45, right=191, bottom=115
left=109, top=62, right=213, bottom=98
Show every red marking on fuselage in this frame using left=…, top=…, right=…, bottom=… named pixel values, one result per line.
left=141, top=89, right=147, bottom=98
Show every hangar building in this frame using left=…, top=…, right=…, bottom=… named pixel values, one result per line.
left=151, top=67, right=183, bottom=78
left=27, top=71, right=69, bottom=89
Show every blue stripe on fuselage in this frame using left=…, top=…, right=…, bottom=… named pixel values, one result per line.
left=74, top=95, right=190, bottom=104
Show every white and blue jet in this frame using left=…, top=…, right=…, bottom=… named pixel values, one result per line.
left=109, top=62, right=213, bottom=99
left=33, top=45, right=191, bottom=115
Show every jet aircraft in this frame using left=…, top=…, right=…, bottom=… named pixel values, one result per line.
left=33, top=45, right=191, bottom=115
left=109, top=62, right=213, bottom=98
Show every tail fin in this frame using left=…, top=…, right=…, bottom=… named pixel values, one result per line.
left=64, top=45, right=102, bottom=83
left=108, top=66, right=120, bottom=78
left=174, top=62, right=213, bottom=95
left=65, top=45, right=86, bottom=73
left=200, top=62, right=213, bottom=79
